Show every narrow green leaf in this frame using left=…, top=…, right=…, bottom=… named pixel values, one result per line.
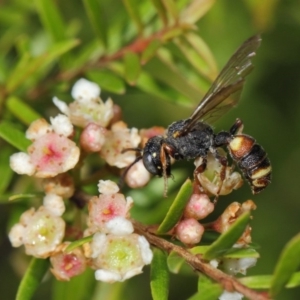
left=124, top=51, right=141, bottom=85
left=9, top=193, right=39, bottom=202
left=185, top=33, right=218, bottom=77
left=6, top=96, right=41, bottom=125
left=83, top=0, right=107, bottom=47
left=0, top=147, right=13, bottom=194
left=91, top=281, right=126, bottom=300
left=286, top=271, right=300, bottom=288
left=16, top=258, right=49, bottom=300
left=146, top=52, right=203, bottom=102
left=241, top=271, right=300, bottom=290
left=187, top=274, right=223, bottom=300
left=53, top=268, right=95, bottom=300
left=161, top=0, right=179, bottom=21
left=7, top=39, right=79, bottom=92
left=150, top=249, right=169, bottom=300
left=122, top=0, right=144, bottom=34
left=150, top=0, right=168, bottom=25
left=141, top=39, right=161, bottom=64
left=35, top=0, right=66, bottom=42
left=239, top=274, right=272, bottom=289
left=87, top=70, right=126, bottom=94
left=270, top=233, right=300, bottom=297
left=0, top=121, right=30, bottom=151
left=167, top=251, right=185, bottom=274
left=157, top=179, right=193, bottom=234
left=203, top=212, right=251, bottom=260
left=136, top=71, right=188, bottom=106
left=6, top=52, right=31, bottom=92
left=180, top=0, right=215, bottom=24
left=65, top=235, right=93, bottom=252
left=173, top=37, right=213, bottom=79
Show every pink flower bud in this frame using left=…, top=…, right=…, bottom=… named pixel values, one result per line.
left=184, top=193, right=214, bottom=220
left=50, top=243, right=86, bottom=281
left=125, top=159, right=151, bottom=188
left=80, top=123, right=107, bottom=152
left=175, top=218, right=204, bottom=245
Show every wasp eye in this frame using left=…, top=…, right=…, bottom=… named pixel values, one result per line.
left=143, top=151, right=162, bottom=176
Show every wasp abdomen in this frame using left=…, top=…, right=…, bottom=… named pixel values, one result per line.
left=228, top=135, right=271, bottom=194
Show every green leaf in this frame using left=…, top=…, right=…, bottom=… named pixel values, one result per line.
left=87, top=70, right=126, bottom=94
left=150, top=249, right=170, bottom=300
left=167, top=251, right=185, bottom=274
left=187, top=274, right=223, bottom=300
left=173, top=37, right=213, bottom=79
left=83, top=0, right=108, bottom=47
left=141, top=39, right=162, bottom=64
left=0, top=121, right=30, bottom=151
left=157, top=179, right=193, bottom=234
left=161, top=0, right=178, bottom=21
left=35, top=0, right=66, bottom=42
left=223, top=247, right=260, bottom=259
left=16, top=258, right=49, bottom=300
left=150, top=0, right=168, bottom=25
left=203, top=212, right=251, bottom=260
left=6, top=39, right=79, bottom=92
left=185, top=32, right=217, bottom=77
left=65, top=235, right=93, bottom=252
left=180, top=0, right=215, bottom=24
left=239, top=274, right=272, bottom=289
left=145, top=52, right=203, bottom=103
left=136, top=71, right=191, bottom=106
left=124, top=51, right=141, bottom=85
left=270, top=233, right=300, bottom=297
left=122, top=0, right=144, bottom=34
left=0, top=147, right=13, bottom=194
left=6, top=96, right=41, bottom=125
left=9, top=193, right=39, bottom=202
left=240, top=271, right=300, bottom=290
left=53, top=268, right=95, bottom=300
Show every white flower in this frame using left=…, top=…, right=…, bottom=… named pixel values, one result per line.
left=50, top=114, right=73, bottom=137
left=91, top=233, right=153, bottom=283
left=223, top=257, right=257, bottom=275
left=10, top=152, right=35, bottom=176
left=105, top=216, right=134, bottom=235
left=98, top=180, right=119, bottom=195
left=53, top=97, right=70, bottom=116
left=71, top=78, right=101, bottom=101
left=43, top=193, right=65, bottom=216
left=219, top=291, right=243, bottom=300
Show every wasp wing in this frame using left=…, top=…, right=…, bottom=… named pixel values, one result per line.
left=179, top=35, right=261, bottom=134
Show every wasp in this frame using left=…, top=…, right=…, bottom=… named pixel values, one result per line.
left=125, top=35, right=271, bottom=196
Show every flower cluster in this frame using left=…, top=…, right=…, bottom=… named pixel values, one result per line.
left=83, top=180, right=153, bottom=282
left=7, top=78, right=258, bottom=297
left=8, top=79, right=155, bottom=282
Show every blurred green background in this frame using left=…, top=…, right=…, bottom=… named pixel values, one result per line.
left=1, top=0, right=300, bottom=299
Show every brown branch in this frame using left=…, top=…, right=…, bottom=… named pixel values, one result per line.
left=133, top=220, right=270, bottom=300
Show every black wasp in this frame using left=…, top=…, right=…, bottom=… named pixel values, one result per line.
left=125, top=35, right=271, bottom=196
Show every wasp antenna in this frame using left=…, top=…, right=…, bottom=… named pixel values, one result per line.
left=121, top=147, right=142, bottom=154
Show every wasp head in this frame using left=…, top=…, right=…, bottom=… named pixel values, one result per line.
left=142, top=136, right=171, bottom=177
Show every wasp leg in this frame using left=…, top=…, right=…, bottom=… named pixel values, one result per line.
left=160, top=143, right=174, bottom=197
left=212, top=150, right=228, bottom=204
left=230, top=118, right=244, bottom=135
left=193, top=157, right=207, bottom=194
